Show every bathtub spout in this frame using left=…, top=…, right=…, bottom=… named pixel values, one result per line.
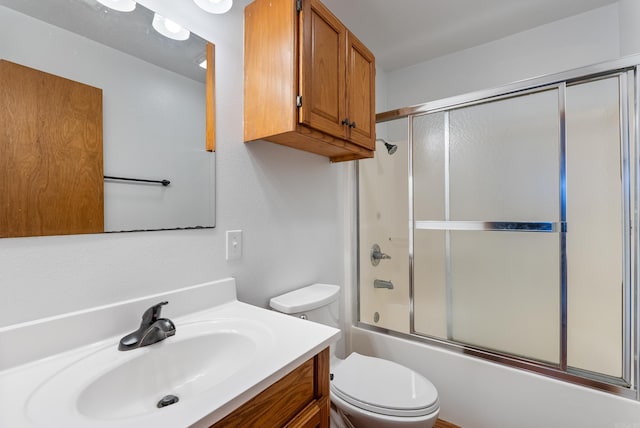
left=374, top=279, right=394, bottom=289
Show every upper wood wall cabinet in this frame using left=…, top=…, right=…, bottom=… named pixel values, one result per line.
left=244, top=0, right=376, bottom=162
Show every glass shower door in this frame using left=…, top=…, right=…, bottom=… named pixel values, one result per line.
left=412, top=88, right=562, bottom=364
left=360, top=63, right=634, bottom=395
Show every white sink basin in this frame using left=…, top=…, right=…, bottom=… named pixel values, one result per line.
left=0, top=279, right=340, bottom=428
left=25, top=318, right=274, bottom=424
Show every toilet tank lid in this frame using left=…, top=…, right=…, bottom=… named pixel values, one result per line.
left=269, top=283, right=340, bottom=314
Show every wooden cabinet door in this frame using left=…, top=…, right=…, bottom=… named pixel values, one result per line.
left=299, top=0, right=347, bottom=140
left=0, top=60, right=103, bottom=238
left=210, top=358, right=315, bottom=427
left=346, top=32, right=375, bottom=150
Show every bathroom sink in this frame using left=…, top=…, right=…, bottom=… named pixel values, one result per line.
left=25, top=318, right=274, bottom=424
left=0, top=279, right=339, bottom=427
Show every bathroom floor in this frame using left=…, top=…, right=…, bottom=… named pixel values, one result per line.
left=436, top=419, right=461, bottom=428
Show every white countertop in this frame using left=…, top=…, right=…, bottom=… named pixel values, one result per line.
left=0, top=279, right=340, bottom=427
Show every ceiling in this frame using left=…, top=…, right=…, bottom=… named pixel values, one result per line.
left=321, top=0, right=619, bottom=71
left=3, top=0, right=620, bottom=75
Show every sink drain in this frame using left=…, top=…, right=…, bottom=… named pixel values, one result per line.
left=157, top=394, right=179, bottom=408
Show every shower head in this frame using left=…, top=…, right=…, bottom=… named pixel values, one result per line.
left=377, top=139, right=398, bottom=155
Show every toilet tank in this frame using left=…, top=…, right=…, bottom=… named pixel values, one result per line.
left=269, top=283, right=340, bottom=329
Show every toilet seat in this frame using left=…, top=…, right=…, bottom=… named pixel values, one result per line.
left=330, top=353, right=439, bottom=418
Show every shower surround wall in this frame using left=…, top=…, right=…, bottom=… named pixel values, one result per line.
left=358, top=132, right=409, bottom=333
left=353, top=3, right=640, bottom=427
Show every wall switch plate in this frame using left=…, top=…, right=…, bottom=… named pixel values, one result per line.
left=226, top=230, right=243, bottom=260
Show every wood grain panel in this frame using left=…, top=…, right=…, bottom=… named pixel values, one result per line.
left=329, top=152, right=373, bottom=162
left=310, top=13, right=340, bottom=122
left=0, top=91, right=7, bottom=237
left=284, top=401, right=321, bottom=428
left=206, top=42, right=216, bottom=152
left=266, top=126, right=374, bottom=161
left=0, top=60, right=103, bottom=237
left=211, top=358, right=315, bottom=428
left=244, top=0, right=298, bottom=142
left=314, top=347, right=330, bottom=398
left=435, top=419, right=462, bottom=428
left=314, top=348, right=330, bottom=428
left=346, top=32, right=375, bottom=150
left=299, top=0, right=346, bottom=139
left=317, top=396, right=330, bottom=428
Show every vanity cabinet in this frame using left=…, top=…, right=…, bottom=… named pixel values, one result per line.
left=210, top=348, right=330, bottom=428
left=244, top=0, right=376, bottom=162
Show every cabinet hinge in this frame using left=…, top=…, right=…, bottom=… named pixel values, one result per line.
left=296, top=95, right=302, bottom=108
left=296, top=0, right=302, bottom=13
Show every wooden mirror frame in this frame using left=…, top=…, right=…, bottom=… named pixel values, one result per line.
left=206, top=42, right=216, bottom=152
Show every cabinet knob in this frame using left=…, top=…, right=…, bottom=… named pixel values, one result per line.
left=349, top=121, right=356, bottom=128
left=341, top=118, right=350, bottom=126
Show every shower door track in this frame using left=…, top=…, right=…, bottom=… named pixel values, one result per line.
left=356, top=54, right=640, bottom=401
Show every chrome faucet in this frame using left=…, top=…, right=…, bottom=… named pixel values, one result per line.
left=118, top=301, right=176, bottom=351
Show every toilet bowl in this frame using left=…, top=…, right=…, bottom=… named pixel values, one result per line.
left=330, top=352, right=439, bottom=428
left=270, top=284, right=440, bottom=428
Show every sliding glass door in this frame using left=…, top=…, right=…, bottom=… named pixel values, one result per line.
left=413, top=88, right=562, bottom=364
left=410, top=75, right=628, bottom=382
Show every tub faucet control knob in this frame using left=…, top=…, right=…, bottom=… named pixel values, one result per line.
left=371, top=243, right=391, bottom=266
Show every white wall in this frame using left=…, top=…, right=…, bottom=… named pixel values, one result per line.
left=619, top=0, right=640, bottom=56
left=0, top=0, right=347, bottom=326
left=385, top=4, right=620, bottom=109
left=351, top=3, right=640, bottom=427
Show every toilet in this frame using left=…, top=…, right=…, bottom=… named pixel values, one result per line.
left=270, top=284, right=440, bottom=428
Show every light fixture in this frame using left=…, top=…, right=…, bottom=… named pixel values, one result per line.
left=152, top=13, right=190, bottom=41
left=193, top=0, right=233, bottom=14
left=95, top=0, right=136, bottom=12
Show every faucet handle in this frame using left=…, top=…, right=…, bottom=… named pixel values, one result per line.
left=142, top=301, right=168, bottom=326
left=370, top=243, right=391, bottom=266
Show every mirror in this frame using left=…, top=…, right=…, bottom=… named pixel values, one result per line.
left=0, top=0, right=215, bottom=235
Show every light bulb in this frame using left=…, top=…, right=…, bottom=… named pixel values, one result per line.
left=164, top=19, right=182, bottom=34
left=193, top=0, right=232, bottom=14
left=96, top=0, right=136, bottom=12
left=152, top=13, right=190, bottom=41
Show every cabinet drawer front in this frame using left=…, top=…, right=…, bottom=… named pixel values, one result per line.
left=211, top=358, right=315, bottom=428
left=284, top=401, right=321, bottom=428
